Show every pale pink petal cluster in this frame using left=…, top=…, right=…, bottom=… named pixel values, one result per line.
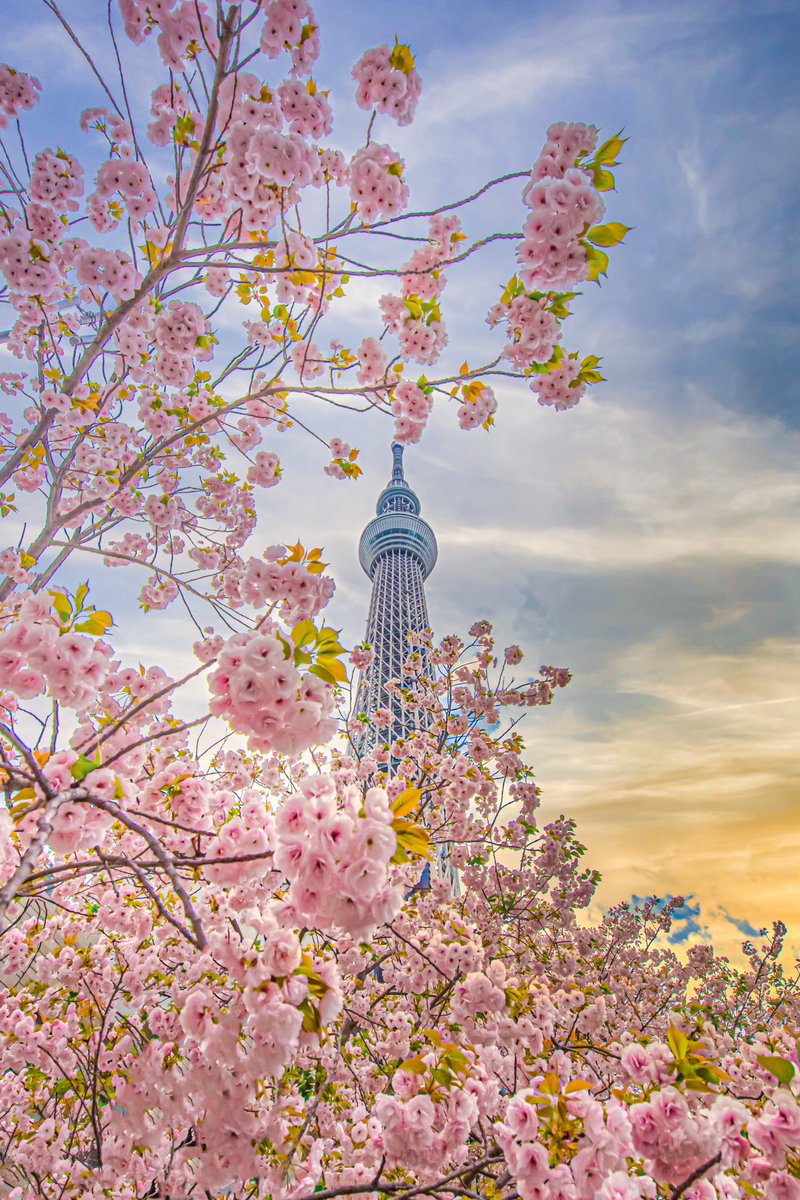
left=350, top=143, right=409, bottom=222
left=458, top=384, right=497, bottom=430
left=392, top=380, right=433, bottom=444
left=530, top=356, right=585, bottom=411
left=498, top=294, right=561, bottom=369
left=0, top=65, right=42, bottom=128
left=260, top=0, right=320, bottom=77
left=516, top=123, right=604, bottom=291
left=208, top=626, right=337, bottom=755
left=0, top=595, right=111, bottom=710
left=352, top=44, right=422, bottom=126
left=274, top=776, right=403, bottom=938
left=356, top=336, right=388, bottom=386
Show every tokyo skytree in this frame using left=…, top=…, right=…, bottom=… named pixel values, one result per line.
left=353, top=443, right=459, bottom=895
left=352, top=443, right=437, bottom=755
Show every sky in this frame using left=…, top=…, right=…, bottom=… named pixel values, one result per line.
left=3, top=0, right=799, bottom=959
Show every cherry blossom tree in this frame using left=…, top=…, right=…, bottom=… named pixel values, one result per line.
left=0, top=4, right=797, bottom=1200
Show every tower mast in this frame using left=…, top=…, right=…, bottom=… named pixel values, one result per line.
left=353, top=444, right=437, bottom=755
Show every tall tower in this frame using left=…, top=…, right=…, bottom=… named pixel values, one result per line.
left=352, top=443, right=437, bottom=754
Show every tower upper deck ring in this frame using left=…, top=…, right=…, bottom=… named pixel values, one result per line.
left=357, top=444, right=438, bottom=579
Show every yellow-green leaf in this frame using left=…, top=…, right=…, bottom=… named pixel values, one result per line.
left=317, top=627, right=343, bottom=653
left=587, top=223, right=631, bottom=249
left=315, top=654, right=348, bottom=684
left=70, top=753, right=103, bottom=782
left=667, top=1025, right=690, bottom=1063
left=309, top=662, right=336, bottom=685
left=74, top=610, right=113, bottom=636
left=389, top=39, right=415, bottom=75
left=299, top=998, right=322, bottom=1034
left=391, top=785, right=422, bottom=818
left=595, top=133, right=627, bottom=166
left=442, top=1045, right=469, bottom=1073
left=392, top=818, right=433, bottom=862
left=593, top=167, right=616, bottom=192
left=291, top=619, right=318, bottom=649
left=584, top=244, right=609, bottom=283
left=49, top=590, right=72, bottom=621
left=398, top=1055, right=426, bottom=1074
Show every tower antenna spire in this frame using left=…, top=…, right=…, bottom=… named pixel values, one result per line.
left=391, top=441, right=405, bottom=482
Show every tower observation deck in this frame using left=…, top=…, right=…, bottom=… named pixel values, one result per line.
left=353, top=444, right=437, bottom=754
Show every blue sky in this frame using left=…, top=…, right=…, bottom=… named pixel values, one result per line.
left=3, top=0, right=799, bottom=956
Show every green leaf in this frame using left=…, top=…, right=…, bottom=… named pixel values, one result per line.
left=70, top=753, right=103, bottom=782
left=587, top=223, right=631, bottom=249
left=757, top=1055, right=796, bottom=1085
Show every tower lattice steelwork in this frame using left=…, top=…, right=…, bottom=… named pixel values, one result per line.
left=353, top=444, right=459, bottom=895
left=353, top=443, right=437, bottom=755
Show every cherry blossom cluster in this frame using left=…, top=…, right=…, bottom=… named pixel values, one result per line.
left=274, top=775, right=403, bottom=939
left=0, top=64, right=41, bottom=128
left=208, top=626, right=337, bottom=755
left=531, top=355, right=586, bottom=411
left=495, top=1084, right=778, bottom=1200
left=91, top=156, right=157, bottom=228
left=29, top=147, right=85, bottom=212
left=380, top=293, right=448, bottom=366
left=488, top=294, right=561, bottom=370
left=401, top=214, right=463, bottom=302
left=230, top=548, right=335, bottom=622
left=350, top=142, right=410, bottom=222
left=352, top=43, right=422, bottom=126
left=0, top=594, right=111, bottom=710
left=355, top=336, right=388, bottom=386
left=391, top=379, right=433, bottom=444
left=374, top=1059, right=494, bottom=1170
left=517, top=123, right=604, bottom=291
left=260, top=0, right=320, bottom=75
left=118, top=0, right=219, bottom=71
left=458, top=380, right=498, bottom=430
left=532, top=120, right=599, bottom=180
